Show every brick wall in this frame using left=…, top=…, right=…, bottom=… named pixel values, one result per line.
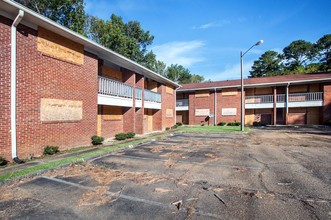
left=0, top=16, right=12, bottom=160
left=323, top=84, right=331, bottom=124
left=160, top=84, right=176, bottom=129
left=217, top=89, right=241, bottom=124
left=135, top=74, right=144, bottom=134
left=121, top=68, right=135, bottom=133
left=0, top=16, right=98, bottom=160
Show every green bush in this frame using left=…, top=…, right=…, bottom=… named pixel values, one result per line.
left=92, top=136, right=104, bottom=145
left=172, top=124, right=179, bottom=129
left=91, top=135, right=104, bottom=145
left=227, top=121, right=241, bottom=126
left=217, top=122, right=227, bottom=126
left=126, top=132, right=135, bottom=139
left=43, top=146, right=59, bottom=155
left=176, top=122, right=183, bottom=126
left=165, top=127, right=170, bottom=131
left=201, top=124, right=205, bottom=126
left=115, top=133, right=127, bottom=141
left=0, top=156, right=7, bottom=166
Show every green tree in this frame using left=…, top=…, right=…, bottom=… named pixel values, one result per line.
left=151, top=60, right=167, bottom=76
left=165, top=64, right=204, bottom=84
left=316, top=34, right=331, bottom=71
left=165, top=64, right=191, bottom=83
left=15, top=0, right=88, bottom=35
left=249, top=50, right=284, bottom=78
left=283, top=40, right=315, bottom=71
left=88, top=14, right=155, bottom=67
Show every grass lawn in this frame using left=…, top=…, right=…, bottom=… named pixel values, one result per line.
left=177, top=125, right=250, bottom=133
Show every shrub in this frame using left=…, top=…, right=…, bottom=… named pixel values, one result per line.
left=176, top=122, right=183, bottom=126
left=217, top=122, right=226, bottom=126
left=43, top=146, right=59, bottom=155
left=126, top=132, right=135, bottom=139
left=201, top=124, right=205, bottom=126
left=165, top=127, right=170, bottom=131
left=91, top=135, right=104, bottom=145
left=0, top=156, right=7, bottom=166
left=172, top=124, right=178, bottom=129
left=227, top=121, right=241, bottom=126
left=115, top=133, right=127, bottom=141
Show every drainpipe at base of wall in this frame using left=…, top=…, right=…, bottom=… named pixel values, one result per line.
left=214, top=88, right=217, bottom=126
left=11, top=10, right=24, bottom=163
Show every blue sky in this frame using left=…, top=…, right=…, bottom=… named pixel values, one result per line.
left=85, top=0, right=331, bottom=81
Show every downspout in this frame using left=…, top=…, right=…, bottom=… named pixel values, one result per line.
left=214, top=88, right=217, bottom=126
left=11, top=10, right=24, bottom=163
left=174, top=88, right=177, bottom=125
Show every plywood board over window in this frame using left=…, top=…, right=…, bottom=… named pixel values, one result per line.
left=166, top=109, right=173, bottom=118
left=195, top=90, right=209, bottom=97
left=40, top=98, right=82, bottom=122
left=166, top=84, right=174, bottom=94
left=103, top=106, right=123, bottom=120
left=101, top=66, right=122, bottom=81
left=195, top=109, right=210, bottom=116
left=222, top=88, right=238, bottom=96
left=37, top=27, right=84, bottom=65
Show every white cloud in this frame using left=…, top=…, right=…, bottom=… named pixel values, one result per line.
left=151, top=41, right=205, bottom=67
left=191, top=20, right=231, bottom=29
left=208, top=60, right=255, bottom=81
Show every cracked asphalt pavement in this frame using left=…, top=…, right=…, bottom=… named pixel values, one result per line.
left=0, top=127, right=331, bottom=219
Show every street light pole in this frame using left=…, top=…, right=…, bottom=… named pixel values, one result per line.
left=240, top=40, right=264, bottom=132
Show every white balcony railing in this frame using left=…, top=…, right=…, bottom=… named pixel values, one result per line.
left=245, top=92, right=323, bottom=104
left=98, top=76, right=133, bottom=99
left=145, top=89, right=161, bottom=103
left=135, top=87, right=142, bottom=100
left=176, top=99, right=189, bottom=107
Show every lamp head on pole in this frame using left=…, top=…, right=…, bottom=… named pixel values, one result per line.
left=255, top=40, right=264, bottom=46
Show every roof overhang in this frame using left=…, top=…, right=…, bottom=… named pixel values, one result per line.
left=177, top=77, right=331, bottom=92
left=0, top=0, right=180, bottom=88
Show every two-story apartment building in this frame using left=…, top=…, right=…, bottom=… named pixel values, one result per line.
left=176, top=73, right=331, bottom=126
left=0, top=0, right=179, bottom=161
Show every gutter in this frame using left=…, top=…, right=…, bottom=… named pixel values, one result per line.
left=11, top=9, right=24, bottom=163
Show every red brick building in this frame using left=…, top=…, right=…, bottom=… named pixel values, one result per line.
left=176, top=73, right=331, bottom=126
left=0, top=1, right=179, bottom=161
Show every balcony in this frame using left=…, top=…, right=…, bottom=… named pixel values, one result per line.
left=176, top=99, right=189, bottom=111
left=97, top=76, right=161, bottom=109
left=245, top=92, right=323, bottom=109
left=144, top=89, right=161, bottom=109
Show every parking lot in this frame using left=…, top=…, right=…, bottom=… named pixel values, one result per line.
left=0, top=127, right=331, bottom=219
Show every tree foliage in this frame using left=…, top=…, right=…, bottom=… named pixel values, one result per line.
left=250, top=35, right=331, bottom=78
left=16, top=0, right=87, bottom=35
left=249, top=50, right=283, bottom=78
left=165, top=64, right=204, bottom=84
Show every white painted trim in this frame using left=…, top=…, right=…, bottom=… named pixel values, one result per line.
left=135, top=99, right=142, bottom=108
left=144, top=101, right=161, bottom=110
left=176, top=106, right=189, bottom=111
left=245, top=101, right=323, bottom=109
left=98, top=94, right=133, bottom=107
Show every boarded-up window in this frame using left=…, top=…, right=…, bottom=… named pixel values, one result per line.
left=289, top=85, right=308, bottom=93
left=221, top=108, right=237, bottom=116
left=103, top=106, right=122, bottom=120
left=195, top=109, right=210, bottom=116
left=37, top=27, right=84, bottom=65
left=40, top=98, right=82, bottom=122
left=166, top=84, right=174, bottom=94
left=166, top=109, right=173, bottom=118
left=101, top=66, right=122, bottom=81
left=254, top=87, right=272, bottom=95
left=222, top=88, right=238, bottom=96
left=195, top=90, right=209, bottom=97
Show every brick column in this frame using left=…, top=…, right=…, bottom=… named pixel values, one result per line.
left=135, top=74, right=144, bottom=134
left=273, top=87, right=277, bottom=125
left=121, top=68, right=135, bottom=133
left=323, top=84, right=331, bottom=124
left=153, top=83, right=163, bottom=130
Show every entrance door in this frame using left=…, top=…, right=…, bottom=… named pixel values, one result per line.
left=276, top=108, right=285, bottom=125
